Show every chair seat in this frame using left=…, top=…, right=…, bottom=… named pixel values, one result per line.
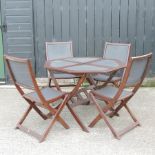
left=92, top=86, right=132, bottom=100
left=24, top=87, right=66, bottom=107
left=53, top=73, right=78, bottom=79
left=92, top=74, right=121, bottom=82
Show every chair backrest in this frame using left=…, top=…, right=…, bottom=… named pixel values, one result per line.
left=113, top=53, right=152, bottom=101
left=125, top=53, right=152, bottom=87
left=103, top=42, right=131, bottom=65
left=5, top=55, right=52, bottom=104
left=5, top=55, right=36, bottom=90
left=46, top=41, right=73, bottom=61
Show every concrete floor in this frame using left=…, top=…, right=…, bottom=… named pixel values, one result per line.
left=0, top=87, right=155, bottom=155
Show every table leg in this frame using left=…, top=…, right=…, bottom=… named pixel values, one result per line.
left=50, top=72, right=62, bottom=91
left=72, top=74, right=96, bottom=106
left=63, top=74, right=89, bottom=132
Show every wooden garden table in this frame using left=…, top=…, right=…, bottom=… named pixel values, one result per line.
left=44, top=57, right=126, bottom=132
left=45, top=57, right=125, bottom=86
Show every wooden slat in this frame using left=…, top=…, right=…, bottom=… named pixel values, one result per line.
left=111, top=0, right=120, bottom=42
left=78, top=0, right=87, bottom=57
left=6, top=9, right=31, bottom=16
left=6, top=1, right=31, bottom=9
left=7, top=52, right=34, bottom=58
left=6, top=16, right=31, bottom=23
left=103, top=0, right=112, bottom=44
left=86, top=0, right=95, bottom=56
left=17, top=124, right=42, bottom=141
left=94, top=0, right=103, bottom=56
left=45, top=0, right=53, bottom=41
left=119, top=122, right=139, bottom=137
left=7, top=44, right=33, bottom=52
left=144, top=0, right=154, bottom=53
left=53, top=0, right=61, bottom=40
left=61, top=0, right=70, bottom=41
left=70, top=0, right=79, bottom=56
left=8, top=37, right=33, bottom=45
left=7, top=31, right=32, bottom=37
left=34, top=0, right=46, bottom=76
left=151, top=0, right=155, bottom=73
left=128, top=0, right=137, bottom=56
left=120, top=0, right=128, bottom=42
left=7, top=23, right=32, bottom=31
left=136, top=0, right=145, bottom=56
left=7, top=0, right=31, bottom=2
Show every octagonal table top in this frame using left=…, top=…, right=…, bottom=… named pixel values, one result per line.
left=45, top=57, right=126, bottom=75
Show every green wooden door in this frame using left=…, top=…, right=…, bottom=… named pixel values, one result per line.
left=0, top=14, right=4, bottom=79
left=0, top=0, right=35, bottom=82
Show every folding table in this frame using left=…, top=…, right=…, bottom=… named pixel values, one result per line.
left=45, top=57, right=126, bottom=106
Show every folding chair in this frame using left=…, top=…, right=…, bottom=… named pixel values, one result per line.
left=92, top=42, right=131, bottom=86
left=5, top=55, right=88, bottom=142
left=89, top=53, right=152, bottom=139
left=46, top=41, right=79, bottom=88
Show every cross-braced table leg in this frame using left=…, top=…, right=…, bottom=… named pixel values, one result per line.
left=60, top=74, right=89, bottom=132
left=70, top=74, right=95, bottom=106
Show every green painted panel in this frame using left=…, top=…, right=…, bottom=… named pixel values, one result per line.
left=0, top=16, right=4, bottom=79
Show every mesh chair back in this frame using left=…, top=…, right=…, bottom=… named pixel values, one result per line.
left=46, top=42, right=73, bottom=60
left=5, top=56, right=34, bottom=89
left=125, top=53, right=152, bottom=87
left=104, top=42, right=131, bottom=65
left=114, top=53, right=152, bottom=101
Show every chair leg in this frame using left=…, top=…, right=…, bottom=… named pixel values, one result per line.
left=88, top=114, right=101, bottom=128
left=86, top=76, right=96, bottom=85
left=56, top=116, right=70, bottom=129
left=89, top=109, right=119, bottom=128
left=113, top=103, right=140, bottom=137
left=67, top=102, right=89, bottom=132
left=89, top=94, right=140, bottom=139
left=109, top=99, right=130, bottom=118
left=89, top=99, right=116, bottom=127
left=124, top=104, right=140, bottom=124
left=39, top=97, right=70, bottom=142
left=116, top=103, right=140, bottom=137
left=108, top=100, right=124, bottom=118
left=25, top=99, right=48, bottom=120
left=16, top=105, right=32, bottom=129
left=46, top=111, right=71, bottom=129
left=49, top=73, right=62, bottom=91
left=46, top=112, right=53, bottom=118
left=15, top=105, right=45, bottom=141
left=48, top=78, right=52, bottom=87
left=89, top=93, right=120, bottom=139
left=16, top=97, right=70, bottom=142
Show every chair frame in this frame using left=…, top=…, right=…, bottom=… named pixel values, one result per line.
left=45, top=41, right=78, bottom=88
left=94, top=42, right=131, bottom=87
left=103, top=42, right=131, bottom=64
left=46, top=41, right=73, bottom=61
left=89, top=53, right=152, bottom=139
left=5, top=55, right=88, bottom=142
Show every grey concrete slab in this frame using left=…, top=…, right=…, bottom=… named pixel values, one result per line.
left=0, top=87, right=155, bottom=155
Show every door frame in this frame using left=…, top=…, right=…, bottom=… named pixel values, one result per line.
left=0, top=0, right=5, bottom=82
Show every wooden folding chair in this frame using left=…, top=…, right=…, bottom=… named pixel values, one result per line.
left=89, top=53, right=152, bottom=139
left=92, top=42, right=131, bottom=86
left=45, top=41, right=79, bottom=88
left=5, top=55, right=88, bottom=142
